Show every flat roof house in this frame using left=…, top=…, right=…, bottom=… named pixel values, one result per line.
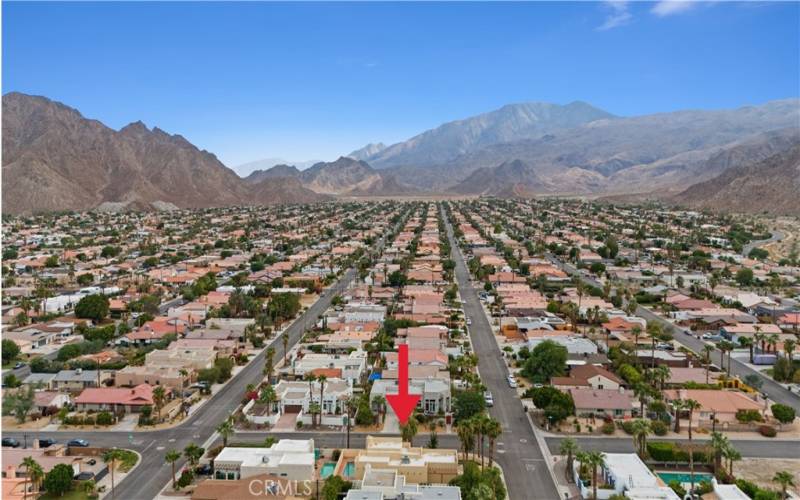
left=213, top=439, right=315, bottom=481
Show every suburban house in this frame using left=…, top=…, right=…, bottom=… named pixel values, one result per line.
left=51, top=369, right=112, bottom=392
left=73, top=383, right=157, bottom=413
left=344, top=465, right=463, bottom=500
left=292, top=351, right=367, bottom=382
left=370, top=377, right=451, bottom=416
left=334, top=437, right=458, bottom=485
left=569, top=388, right=637, bottom=418
left=573, top=453, right=679, bottom=500
left=662, top=389, right=766, bottom=428
left=552, top=364, right=622, bottom=391
left=213, top=439, right=315, bottom=481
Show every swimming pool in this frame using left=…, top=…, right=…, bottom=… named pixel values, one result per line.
left=320, top=463, right=336, bottom=479
left=657, top=472, right=713, bottom=484
left=344, top=462, right=356, bottom=477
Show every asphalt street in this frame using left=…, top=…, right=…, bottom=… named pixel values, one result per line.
left=442, top=207, right=562, bottom=500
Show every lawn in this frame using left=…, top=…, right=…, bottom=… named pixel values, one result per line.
left=38, top=490, right=90, bottom=500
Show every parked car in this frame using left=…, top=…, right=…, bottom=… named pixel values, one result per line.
left=38, top=438, right=56, bottom=448
left=507, top=375, right=518, bottom=388
left=13, top=362, right=25, bottom=369
left=195, top=464, right=212, bottom=475
left=67, top=439, right=89, bottom=447
left=484, top=391, right=494, bottom=407
left=702, top=333, right=722, bottom=341
left=466, top=318, right=472, bottom=326
left=2, top=438, right=20, bottom=448
left=656, top=342, right=675, bottom=351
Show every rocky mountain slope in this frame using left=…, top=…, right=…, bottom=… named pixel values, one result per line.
left=347, top=143, right=386, bottom=161
left=2, top=92, right=326, bottom=213
left=671, top=145, right=800, bottom=215
left=243, top=164, right=301, bottom=183
left=450, top=159, right=552, bottom=196
left=361, top=101, right=615, bottom=168
left=384, top=99, right=800, bottom=194
left=299, top=157, right=411, bottom=195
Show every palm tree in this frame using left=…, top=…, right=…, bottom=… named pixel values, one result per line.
left=672, top=398, right=686, bottom=433
left=304, top=373, right=317, bottom=426
left=773, top=471, right=796, bottom=500
left=217, top=416, right=234, bottom=447
left=259, top=385, right=277, bottom=415
left=178, top=368, right=189, bottom=413
left=631, top=325, right=642, bottom=364
left=739, top=337, right=755, bottom=364
left=282, top=332, right=289, bottom=365
left=153, top=385, right=167, bottom=422
left=633, top=382, right=651, bottom=416
left=264, top=346, right=276, bottom=381
left=371, top=395, right=386, bottom=424
left=184, top=443, right=204, bottom=467
left=456, top=420, right=475, bottom=462
left=400, top=414, right=418, bottom=445
left=28, top=462, right=44, bottom=497
left=723, top=444, right=741, bottom=478
left=584, top=451, right=606, bottom=500
left=165, top=449, right=181, bottom=490
left=754, top=331, right=767, bottom=354
left=484, top=417, right=502, bottom=467
left=710, top=431, right=729, bottom=476
left=654, top=365, right=671, bottom=392
left=318, top=374, right=328, bottom=422
left=648, top=323, right=663, bottom=369
left=631, top=419, right=651, bottom=458
left=703, top=344, right=715, bottom=384
left=768, top=333, right=780, bottom=354
left=102, top=448, right=124, bottom=500
left=560, top=437, right=580, bottom=482
left=684, top=399, right=702, bottom=494
left=81, top=479, right=97, bottom=498
left=784, top=339, right=796, bottom=363
left=21, top=456, right=39, bottom=500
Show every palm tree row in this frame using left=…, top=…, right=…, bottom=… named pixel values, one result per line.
left=454, top=415, right=503, bottom=470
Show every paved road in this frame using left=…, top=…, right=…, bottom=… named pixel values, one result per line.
left=742, top=231, right=784, bottom=257
left=544, top=436, right=800, bottom=459
left=442, top=207, right=561, bottom=500
left=547, top=255, right=800, bottom=413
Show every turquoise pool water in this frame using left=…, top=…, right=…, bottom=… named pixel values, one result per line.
left=320, top=463, right=336, bottom=479
left=658, top=472, right=713, bottom=484
left=344, top=462, right=356, bottom=477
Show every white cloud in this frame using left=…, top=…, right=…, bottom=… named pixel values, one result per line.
left=597, top=1, right=633, bottom=31
left=651, top=0, right=697, bottom=17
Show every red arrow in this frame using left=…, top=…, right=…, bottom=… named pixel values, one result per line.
left=386, top=343, right=421, bottom=425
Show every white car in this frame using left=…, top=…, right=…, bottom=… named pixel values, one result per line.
left=507, top=375, right=518, bottom=388
left=484, top=391, right=494, bottom=407
left=466, top=318, right=472, bottom=326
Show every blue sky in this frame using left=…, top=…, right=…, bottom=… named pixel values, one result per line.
left=4, top=1, right=799, bottom=171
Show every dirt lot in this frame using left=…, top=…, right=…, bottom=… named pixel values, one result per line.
left=763, top=217, right=799, bottom=261
left=734, top=458, right=800, bottom=495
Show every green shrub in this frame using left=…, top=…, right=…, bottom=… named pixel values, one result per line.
left=619, top=420, right=636, bottom=435
left=735, top=409, right=763, bottom=423
left=601, top=422, right=615, bottom=435
left=96, top=411, right=114, bottom=425
left=651, top=420, right=668, bottom=436
left=771, top=403, right=796, bottom=424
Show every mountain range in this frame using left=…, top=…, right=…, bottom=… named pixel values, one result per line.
left=3, top=91, right=799, bottom=214
left=1, top=92, right=327, bottom=214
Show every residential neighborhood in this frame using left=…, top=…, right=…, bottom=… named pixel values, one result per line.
left=2, top=199, right=799, bottom=500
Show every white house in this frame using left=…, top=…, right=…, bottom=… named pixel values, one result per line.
left=213, top=439, right=315, bottom=481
